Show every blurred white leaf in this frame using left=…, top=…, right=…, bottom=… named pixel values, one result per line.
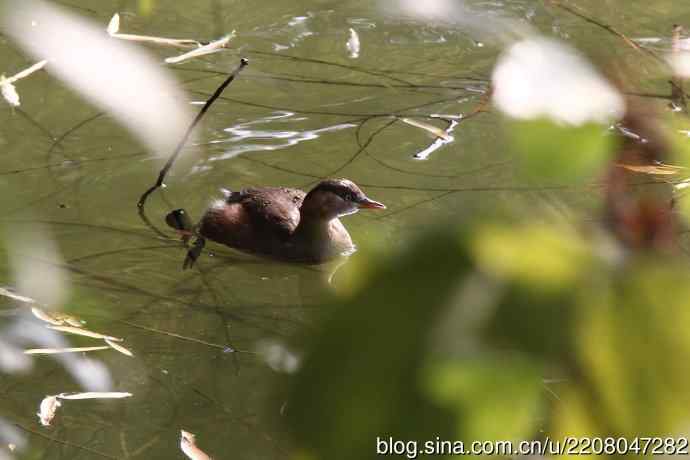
left=60, top=356, right=111, bottom=392
left=0, top=338, right=31, bottom=373
left=6, top=223, right=67, bottom=309
left=0, top=420, right=24, bottom=452
left=395, top=0, right=455, bottom=20
left=382, top=0, right=526, bottom=44
left=492, top=37, right=625, bottom=125
left=346, top=28, right=360, bottom=59
left=2, top=0, right=193, bottom=157
left=257, top=339, right=300, bottom=374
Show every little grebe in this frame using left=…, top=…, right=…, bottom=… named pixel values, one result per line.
left=168, top=179, right=385, bottom=266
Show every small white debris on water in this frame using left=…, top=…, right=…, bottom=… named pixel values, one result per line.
left=346, top=28, right=360, bottom=58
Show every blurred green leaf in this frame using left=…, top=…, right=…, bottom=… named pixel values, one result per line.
left=138, top=0, right=155, bottom=16
left=286, top=230, right=470, bottom=460
left=423, top=357, right=543, bottom=442
left=573, top=261, right=690, bottom=436
left=471, top=222, right=592, bottom=290
left=511, top=119, right=614, bottom=182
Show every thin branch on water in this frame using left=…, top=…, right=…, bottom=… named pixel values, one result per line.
left=13, top=421, right=118, bottom=459
left=117, top=319, right=256, bottom=354
left=137, top=58, right=248, bottom=218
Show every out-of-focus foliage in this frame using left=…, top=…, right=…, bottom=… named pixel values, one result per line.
left=283, top=109, right=690, bottom=459
left=511, top=119, right=615, bottom=183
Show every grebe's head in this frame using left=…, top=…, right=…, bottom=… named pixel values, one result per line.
left=302, top=178, right=385, bottom=219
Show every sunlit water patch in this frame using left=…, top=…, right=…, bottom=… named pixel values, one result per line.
left=200, top=111, right=357, bottom=163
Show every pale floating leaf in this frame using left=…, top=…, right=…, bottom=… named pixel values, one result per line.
left=180, top=430, right=212, bottom=460
left=104, top=338, right=133, bottom=357
left=25, top=346, right=109, bottom=354
left=165, top=33, right=234, bottom=64
left=57, top=391, right=132, bottom=400
left=3, top=60, right=48, bottom=84
left=2, top=0, right=194, bottom=158
left=412, top=120, right=459, bottom=160
left=30, top=308, right=63, bottom=326
left=1, top=80, right=20, bottom=107
left=346, top=28, right=360, bottom=59
left=47, top=325, right=122, bottom=342
left=106, top=13, right=119, bottom=35
left=401, top=117, right=453, bottom=141
left=53, top=313, right=84, bottom=327
left=616, top=162, right=684, bottom=175
left=0, top=287, right=36, bottom=304
left=37, top=395, right=61, bottom=426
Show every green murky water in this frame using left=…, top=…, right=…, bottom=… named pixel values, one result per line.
left=1, top=0, right=690, bottom=458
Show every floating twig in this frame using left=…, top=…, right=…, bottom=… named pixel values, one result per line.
left=0, top=287, right=36, bottom=304
left=25, top=346, right=110, bottom=354
left=616, top=162, right=684, bottom=175
left=47, top=325, right=122, bottom=342
left=1, top=60, right=48, bottom=107
left=118, top=319, right=251, bottom=353
left=14, top=421, right=118, bottom=458
left=107, top=13, right=201, bottom=48
left=3, top=60, right=48, bottom=85
left=57, top=392, right=132, bottom=400
left=165, top=33, right=235, bottom=64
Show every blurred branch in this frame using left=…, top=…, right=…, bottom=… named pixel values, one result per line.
left=137, top=58, right=248, bottom=233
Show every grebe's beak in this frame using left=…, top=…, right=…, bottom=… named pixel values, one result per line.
left=357, top=197, right=386, bottom=210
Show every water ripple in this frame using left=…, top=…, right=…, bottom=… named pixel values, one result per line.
left=205, top=111, right=357, bottom=162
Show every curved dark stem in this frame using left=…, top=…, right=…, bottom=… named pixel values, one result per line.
left=137, top=58, right=249, bottom=220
